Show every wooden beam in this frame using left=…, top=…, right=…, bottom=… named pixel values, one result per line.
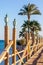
left=12, top=28, right=16, bottom=65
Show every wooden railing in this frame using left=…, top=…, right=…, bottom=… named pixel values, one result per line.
left=0, top=24, right=43, bottom=65
left=0, top=41, right=13, bottom=63
left=0, top=39, right=43, bottom=65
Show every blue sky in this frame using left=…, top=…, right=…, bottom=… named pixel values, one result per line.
left=0, top=0, right=43, bottom=40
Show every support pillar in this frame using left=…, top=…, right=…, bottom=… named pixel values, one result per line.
left=12, top=19, right=16, bottom=65
left=5, top=26, right=9, bottom=65
left=4, top=14, right=9, bottom=65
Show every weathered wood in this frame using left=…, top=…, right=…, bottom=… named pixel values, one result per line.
left=0, top=41, right=43, bottom=65
left=16, top=50, right=24, bottom=54
left=24, top=47, right=43, bottom=65
left=16, top=50, right=24, bottom=63
left=0, top=49, right=24, bottom=62
left=5, top=41, right=13, bottom=51
left=4, top=26, right=9, bottom=65
left=12, top=28, right=16, bottom=65
left=4, top=53, right=14, bottom=60
left=0, top=50, right=7, bottom=63
left=0, top=25, right=43, bottom=65
left=18, top=40, right=31, bottom=64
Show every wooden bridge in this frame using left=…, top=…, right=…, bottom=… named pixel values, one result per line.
left=0, top=15, right=43, bottom=65
left=24, top=46, right=43, bottom=65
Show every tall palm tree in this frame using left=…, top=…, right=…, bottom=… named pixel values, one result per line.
left=18, top=3, right=41, bottom=21
left=30, top=20, right=41, bottom=44
left=18, top=3, right=41, bottom=39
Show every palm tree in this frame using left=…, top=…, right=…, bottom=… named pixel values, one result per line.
left=19, top=27, right=26, bottom=38
left=22, top=20, right=30, bottom=32
left=21, top=20, right=30, bottom=39
left=18, top=3, right=41, bottom=39
left=30, top=20, right=41, bottom=44
left=19, top=20, right=41, bottom=45
left=30, top=20, right=41, bottom=33
left=18, top=3, right=41, bottom=21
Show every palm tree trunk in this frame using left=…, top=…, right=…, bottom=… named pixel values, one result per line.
left=31, top=29, right=34, bottom=45
left=28, top=27, right=30, bottom=40
left=26, top=32, right=28, bottom=44
left=28, top=15, right=30, bottom=40
left=28, top=15, right=30, bottom=21
left=36, top=34, right=38, bottom=44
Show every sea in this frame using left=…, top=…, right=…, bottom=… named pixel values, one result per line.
left=0, top=40, right=26, bottom=65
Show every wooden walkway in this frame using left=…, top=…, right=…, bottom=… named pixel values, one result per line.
left=24, top=47, right=43, bottom=65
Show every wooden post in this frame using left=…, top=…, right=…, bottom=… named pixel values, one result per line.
left=12, top=28, right=16, bottom=65
left=12, top=19, right=16, bottom=65
left=5, top=26, right=9, bottom=65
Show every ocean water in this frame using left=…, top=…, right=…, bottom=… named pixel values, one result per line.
left=0, top=40, right=26, bottom=65
left=0, top=40, right=4, bottom=65
left=0, top=40, right=4, bottom=54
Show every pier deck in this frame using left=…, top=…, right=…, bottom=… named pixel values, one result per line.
left=24, top=47, right=43, bottom=65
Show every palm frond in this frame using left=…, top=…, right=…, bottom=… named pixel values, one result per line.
left=19, top=31, right=24, bottom=37
left=31, top=10, right=41, bottom=15
left=30, top=20, right=41, bottom=32
left=18, top=11, right=27, bottom=15
left=18, top=3, right=41, bottom=16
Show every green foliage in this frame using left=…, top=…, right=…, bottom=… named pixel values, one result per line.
left=18, top=3, right=41, bottom=38
left=30, top=20, right=41, bottom=32
left=19, top=20, right=41, bottom=38
left=18, top=3, right=41, bottom=18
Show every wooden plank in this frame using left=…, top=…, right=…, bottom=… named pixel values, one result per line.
left=0, top=50, right=7, bottom=63
left=36, top=63, right=43, bottom=65
left=5, top=41, right=13, bottom=52
left=24, top=47, right=43, bottom=65
left=12, top=28, right=16, bottom=65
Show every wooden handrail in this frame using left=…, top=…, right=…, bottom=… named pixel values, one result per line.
left=22, top=40, right=31, bottom=57
left=0, top=49, right=24, bottom=61
left=5, top=41, right=13, bottom=52
left=16, top=40, right=32, bottom=64
left=30, top=42, right=43, bottom=56
left=0, top=40, right=43, bottom=64
left=0, top=41, right=13, bottom=63
left=0, top=50, right=7, bottom=63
